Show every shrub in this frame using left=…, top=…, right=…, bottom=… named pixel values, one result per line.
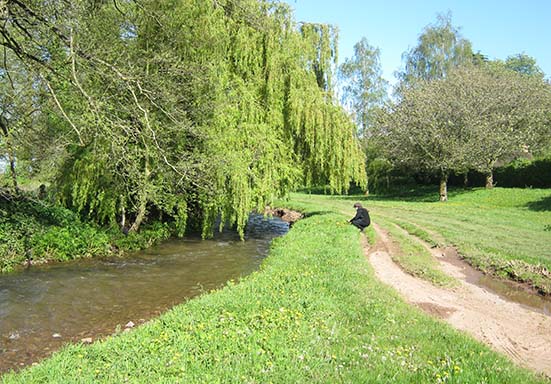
left=495, top=158, right=551, bottom=188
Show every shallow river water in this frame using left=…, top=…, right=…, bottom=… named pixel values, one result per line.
left=0, top=215, right=288, bottom=373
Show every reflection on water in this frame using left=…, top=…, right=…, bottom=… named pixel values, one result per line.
left=477, top=275, right=551, bottom=317
left=0, top=214, right=288, bottom=373
left=441, top=248, right=551, bottom=317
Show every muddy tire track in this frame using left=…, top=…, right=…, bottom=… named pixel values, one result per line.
left=365, top=223, right=551, bottom=377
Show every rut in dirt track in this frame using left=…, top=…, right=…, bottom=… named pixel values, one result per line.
left=365, top=223, right=551, bottom=378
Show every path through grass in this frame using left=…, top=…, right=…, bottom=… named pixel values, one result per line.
left=292, top=187, right=551, bottom=293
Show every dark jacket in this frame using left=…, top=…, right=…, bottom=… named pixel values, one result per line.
left=350, top=207, right=370, bottom=228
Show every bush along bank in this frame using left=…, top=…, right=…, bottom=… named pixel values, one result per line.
left=2, top=211, right=546, bottom=383
left=0, top=192, right=172, bottom=273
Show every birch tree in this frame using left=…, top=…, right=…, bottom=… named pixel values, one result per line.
left=339, top=37, right=388, bottom=137
left=397, top=12, right=473, bottom=88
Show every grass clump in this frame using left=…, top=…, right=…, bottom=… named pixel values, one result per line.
left=2, top=209, right=545, bottom=383
left=390, top=219, right=441, bottom=248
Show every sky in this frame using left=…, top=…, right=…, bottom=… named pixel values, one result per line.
left=283, top=0, right=551, bottom=85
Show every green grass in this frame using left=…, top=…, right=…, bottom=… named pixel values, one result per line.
left=292, top=186, right=551, bottom=294
left=2, top=204, right=546, bottom=383
left=287, top=193, right=453, bottom=287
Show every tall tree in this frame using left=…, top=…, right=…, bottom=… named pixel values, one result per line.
left=397, top=12, right=473, bottom=88
left=504, top=53, right=545, bottom=79
left=376, top=76, right=472, bottom=201
left=448, top=65, right=551, bottom=187
left=339, top=37, right=388, bottom=138
left=377, top=64, right=551, bottom=198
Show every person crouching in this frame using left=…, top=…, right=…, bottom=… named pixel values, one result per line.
left=349, top=202, right=370, bottom=232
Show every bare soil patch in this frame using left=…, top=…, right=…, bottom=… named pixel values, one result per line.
left=365, top=224, right=551, bottom=377
left=414, top=302, right=457, bottom=319
left=264, top=208, right=303, bottom=224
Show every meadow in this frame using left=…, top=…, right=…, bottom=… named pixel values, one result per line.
left=2, top=187, right=548, bottom=383
left=292, top=187, right=551, bottom=293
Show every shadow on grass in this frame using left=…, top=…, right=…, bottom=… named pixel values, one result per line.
left=299, top=185, right=474, bottom=203
left=526, top=195, right=551, bottom=212
left=303, top=210, right=333, bottom=218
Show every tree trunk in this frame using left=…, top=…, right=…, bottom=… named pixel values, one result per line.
left=129, top=196, right=147, bottom=233
left=485, top=171, right=494, bottom=189
left=463, top=172, right=469, bottom=188
left=1, top=121, right=19, bottom=194
left=439, top=172, right=448, bottom=202
left=120, top=197, right=127, bottom=234
left=7, top=151, right=19, bottom=194
left=129, top=160, right=150, bottom=233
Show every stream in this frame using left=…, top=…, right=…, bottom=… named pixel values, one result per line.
left=0, top=214, right=288, bottom=373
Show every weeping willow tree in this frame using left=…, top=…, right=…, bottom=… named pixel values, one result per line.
left=198, top=0, right=365, bottom=236
left=1, top=0, right=366, bottom=237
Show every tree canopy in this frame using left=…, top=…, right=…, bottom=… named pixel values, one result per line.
left=397, top=13, right=473, bottom=88
left=339, top=37, right=388, bottom=138
left=0, top=0, right=366, bottom=236
left=376, top=63, right=551, bottom=200
left=448, top=65, right=551, bottom=187
left=504, top=53, right=545, bottom=79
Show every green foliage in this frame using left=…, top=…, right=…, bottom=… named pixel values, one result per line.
left=377, top=63, right=551, bottom=200
left=2, top=211, right=544, bottom=383
left=366, top=158, right=394, bottom=192
left=194, top=0, right=365, bottom=236
left=0, top=193, right=110, bottom=271
left=110, top=222, right=171, bottom=251
left=450, top=65, right=551, bottom=177
left=0, top=189, right=185, bottom=272
left=397, top=12, right=473, bottom=87
left=376, top=72, right=472, bottom=200
left=2, top=0, right=366, bottom=238
left=504, top=53, right=545, bottom=79
left=494, top=158, right=551, bottom=188
left=0, top=226, right=25, bottom=272
left=339, top=37, right=388, bottom=136
left=56, top=145, right=121, bottom=226
left=31, top=225, right=110, bottom=262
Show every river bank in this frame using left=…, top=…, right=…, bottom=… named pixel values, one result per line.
left=2, top=203, right=545, bottom=383
left=0, top=214, right=288, bottom=373
left=0, top=190, right=303, bottom=275
left=0, top=192, right=175, bottom=274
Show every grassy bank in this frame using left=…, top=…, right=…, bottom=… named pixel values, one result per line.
left=293, top=187, right=551, bottom=294
left=2, top=206, right=545, bottom=382
left=0, top=192, right=174, bottom=273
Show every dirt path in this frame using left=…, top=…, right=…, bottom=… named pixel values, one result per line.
left=365, top=223, right=551, bottom=377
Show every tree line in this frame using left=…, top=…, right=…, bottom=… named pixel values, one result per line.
left=340, top=13, right=551, bottom=201
left=0, top=0, right=366, bottom=236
